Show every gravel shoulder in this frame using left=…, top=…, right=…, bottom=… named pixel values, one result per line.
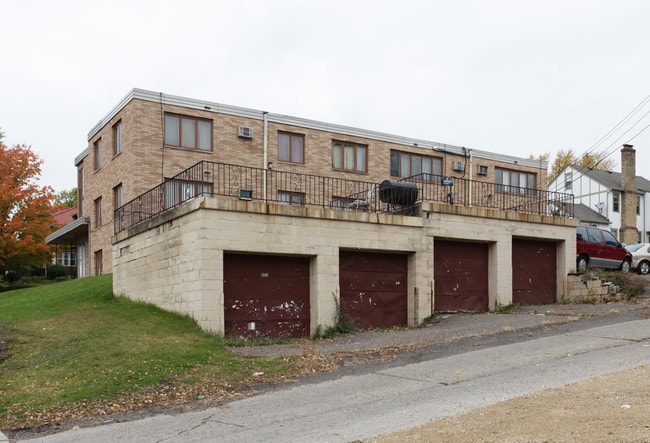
left=369, top=365, right=650, bottom=443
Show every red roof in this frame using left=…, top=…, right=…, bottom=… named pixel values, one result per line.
left=53, top=206, right=78, bottom=226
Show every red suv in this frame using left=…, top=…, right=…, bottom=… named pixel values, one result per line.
left=576, top=225, right=631, bottom=273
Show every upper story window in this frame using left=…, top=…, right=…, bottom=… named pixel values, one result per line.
left=78, top=168, right=84, bottom=216
left=612, top=191, right=620, bottom=212
left=495, top=168, right=536, bottom=194
left=564, top=171, right=572, bottom=191
left=94, top=197, right=102, bottom=228
left=94, top=138, right=103, bottom=170
left=113, top=120, right=123, bottom=156
left=278, top=132, right=304, bottom=164
left=332, top=141, right=367, bottom=173
left=390, top=150, right=441, bottom=179
left=164, top=113, right=212, bottom=151
left=113, top=183, right=123, bottom=210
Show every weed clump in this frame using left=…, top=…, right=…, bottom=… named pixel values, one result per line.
left=314, top=295, right=356, bottom=339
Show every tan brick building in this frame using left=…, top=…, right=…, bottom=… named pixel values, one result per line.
left=48, top=88, right=553, bottom=278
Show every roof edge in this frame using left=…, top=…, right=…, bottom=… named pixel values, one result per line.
left=45, top=217, right=90, bottom=244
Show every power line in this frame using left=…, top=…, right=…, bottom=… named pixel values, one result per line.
left=552, top=95, right=650, bottom=193
left=581, top=94, right=650, bottom=158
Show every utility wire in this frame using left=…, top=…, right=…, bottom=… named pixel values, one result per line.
left=581, top=94, right=650, bottom=158
left=553, top=96, right=650, bottom=193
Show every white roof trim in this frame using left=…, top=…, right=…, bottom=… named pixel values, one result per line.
left=45, top=216, right=90, bottom=244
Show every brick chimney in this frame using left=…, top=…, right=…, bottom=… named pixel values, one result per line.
left=620, top=144, right=638, bottom=244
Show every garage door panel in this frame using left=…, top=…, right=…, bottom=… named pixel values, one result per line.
left=339, top=253, right=406, bottom=274
left=434, top=240, right=488, bottom=312
left=340, top=271, right=407, bottom=293
left=225, top=320, right=309, bottom=338
left=224, top=254, right=310, bottom=338
left=339, top=251, right=407, bottom=330
left=512, top=239, right=556, bottom=305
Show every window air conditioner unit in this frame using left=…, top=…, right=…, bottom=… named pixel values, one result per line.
left=239, top=189, right=253, bottom=200
left=477, top=165, right=488, bottom=175
left=238, top=126, right=253, bottom=138
left=452, top=161, right=465, bottom=172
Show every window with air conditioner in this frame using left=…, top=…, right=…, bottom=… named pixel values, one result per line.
left=477, top=165, right=488, bottom=175
left=452, top=161, right=465, bottom=172
left=238, top=126, right=253, bottom=138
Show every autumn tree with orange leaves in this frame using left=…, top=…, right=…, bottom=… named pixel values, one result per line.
left=0, top=131, right=56, bottom=271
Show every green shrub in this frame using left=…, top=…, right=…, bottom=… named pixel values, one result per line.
left=46, top=264, right=68, bottom=280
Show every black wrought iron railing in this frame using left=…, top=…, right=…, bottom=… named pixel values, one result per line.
left=114, top=161, right=574, bottom=233
left=399, top=174, right=574, bottom=217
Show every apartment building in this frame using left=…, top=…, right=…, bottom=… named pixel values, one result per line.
left=48, top=88, right=576, bottom=337
left=48, top=88, right=552, bottom=277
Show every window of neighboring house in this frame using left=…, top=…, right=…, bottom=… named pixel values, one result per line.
left=164, top=179, right=212, bottom=208
left=164, top=113, right=212, bottom=151
left=113, top=120, right=123, bottom=156
left=495, top=168, right=536, bottom=194
left=637, top=194, right=641, bottom=215
left=611, top=228, right=619, bottom=239
left=94, top=249, right=103, bottom=275
left=390, top=150, right=441, bottom=179
left=94, top=197, right=102, bottom=228
left=332, top=141, right=367, bottom=173
left=278, top=190, right=304, bottom=206
left=94, top=138, right=103, bottom=170
left=564, top=171, right=573, bottom=191
left=57, top=250, right=77, bottom=267
left=278, top=132, right=305, bottom=164
left=612, top=191, right=620, bottom=212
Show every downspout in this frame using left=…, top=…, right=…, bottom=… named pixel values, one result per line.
left=263, top=112, right=269, bottom=202
left=465, top=147, right=473, bottom=206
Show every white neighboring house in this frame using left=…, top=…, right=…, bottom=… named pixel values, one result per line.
left=548, top=164, right=650, bottom=243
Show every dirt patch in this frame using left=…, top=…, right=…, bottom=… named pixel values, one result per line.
left=368, top=365, right=650, bottom=443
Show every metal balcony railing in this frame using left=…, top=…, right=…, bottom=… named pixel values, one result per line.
left=114, top=161, right=574, bottom=233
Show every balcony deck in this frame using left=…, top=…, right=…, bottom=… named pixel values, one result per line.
left=114, top=161, right=574, bottom=234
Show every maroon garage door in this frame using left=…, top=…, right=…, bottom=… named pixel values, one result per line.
left=224, top=254, right=310, bottom=338
left=339, top=251, right=408, bottom=330
left=434, top=240, right=489, bottom=312
left=512, top=239, right=557, bottom=304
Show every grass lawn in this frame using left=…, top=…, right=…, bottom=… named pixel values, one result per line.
left=0, top=275, right=325, bottom=430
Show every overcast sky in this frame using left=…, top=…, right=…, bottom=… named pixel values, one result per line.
left=2, top=0, right=649, bottom=194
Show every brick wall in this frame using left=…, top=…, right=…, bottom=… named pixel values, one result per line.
left=81, top=96, right=550, bottom=275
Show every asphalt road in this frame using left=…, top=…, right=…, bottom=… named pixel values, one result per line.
left=18, top=317, right=650, bottom=443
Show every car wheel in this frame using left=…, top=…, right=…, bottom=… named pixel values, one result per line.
left=637, top=260, right=650, bottom=275
left=577, top=255, right=588, bottom=273
left=620, top=259, right=631, bottom=274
